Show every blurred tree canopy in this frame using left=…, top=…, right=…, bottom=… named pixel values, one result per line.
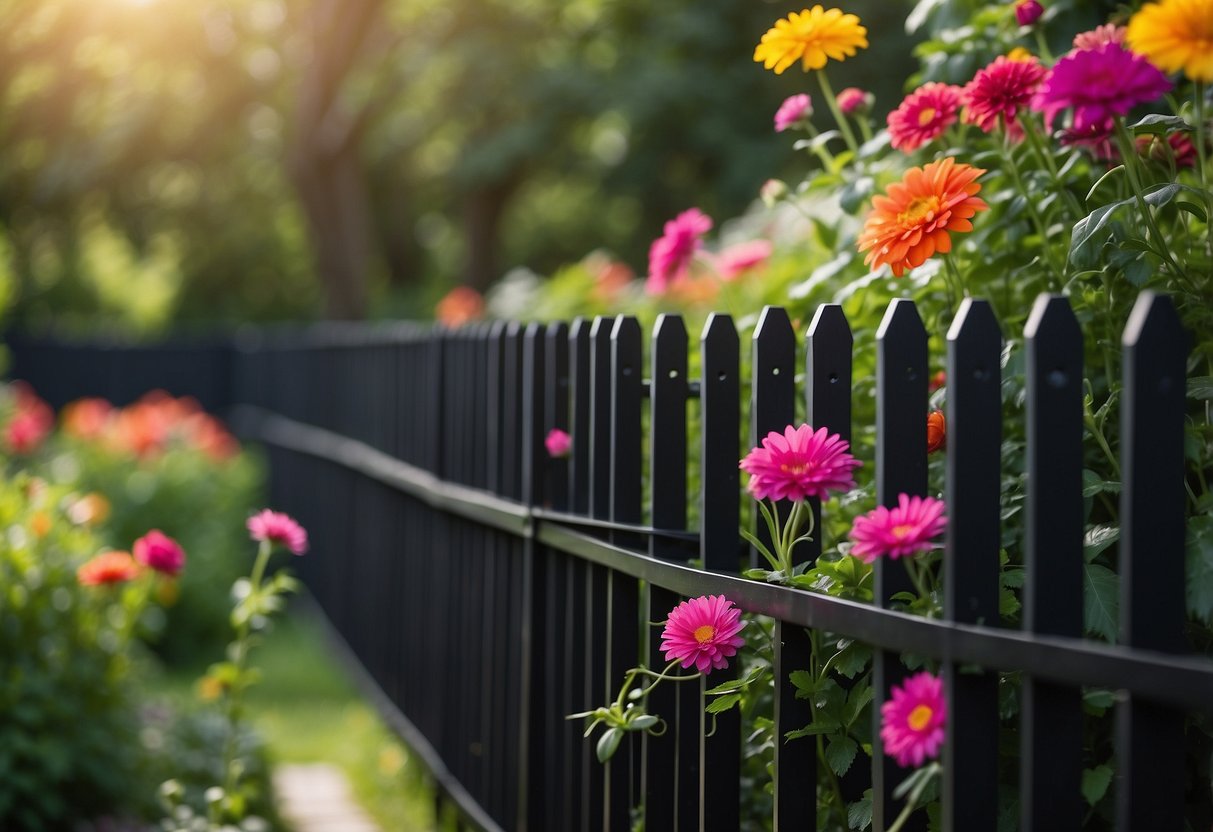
left=0, top=0, right=915, bottom=329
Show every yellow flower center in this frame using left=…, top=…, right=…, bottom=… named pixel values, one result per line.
left=891, top=523, right=915, bottom=539
left=779, top=461, right=813, bottom=475
left=897, top=195, right=941, bottom=226
left=693, top=624, right=717, bottom=645
left=917, top=106, right=937, bottom=126
left=907, top=704, right=934, bottom=731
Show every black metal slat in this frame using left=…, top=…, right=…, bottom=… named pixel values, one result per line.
left=1020, top=294, right=1084, bottom=832
left=1116, top=292, right=1188, bottom=832
left=645, top=314, right=688, bottom=832
left=872, top=299, right=928, bottom=832
left=943, top=299, right=1002, bottom=831
left=753, top=307, right=814, bottom=832
left=699, top=313, right=741, bottom=831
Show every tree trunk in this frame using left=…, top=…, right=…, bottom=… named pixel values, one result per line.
left=288, top=0, right=384, bottom=320
left=463, top=176, right=520, bottom=293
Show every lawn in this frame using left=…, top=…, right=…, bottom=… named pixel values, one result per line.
left=148, top=599, right=438, bottom=831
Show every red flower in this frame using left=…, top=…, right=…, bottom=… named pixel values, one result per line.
left=133, top=530, right=187, bottom=576
left=248, top=509, right=309, bottom=555
left=740, top=424, right=861, bottom=502
left=926, top=411, right=946, bottom=454
left=962, top=56, right=1047, bottom=139
left=887, top=83, right=963, bottom=153
left=78, top=551, right=141, bottom=586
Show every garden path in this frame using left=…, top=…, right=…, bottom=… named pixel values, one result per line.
left=274, top=763, right=382, bottom=832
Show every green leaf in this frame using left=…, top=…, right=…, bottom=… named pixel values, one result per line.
left=784, top=721, right=840, bottom=740
left=1082, top=765, right=1113, bottom=806
left=1083, top=524, right=1119, bottom=562
left=839, top=176, right=875, bottom=214
left=1128, top=114, right=1191, bottom=135
left=1185, top=515, right=1213, bottom=624
left=1081, top=470, right=1121, bottom=498
left=1082, top=689, right=1116, bottom=711
left=1176, top=199, right=1208, bottom=223
left=825, top=735, right=859, bottom=777
left=1187, top=376, right=1213, bottom=401
left=705, top=693, right=741, bottom=714
left=1070, top=200, right=1130, bottom=269
left=999, top=587, right=1021, bottom=618
left=789, top=670, right=817, bottom=694
left=596, top=727, right=623, bottom=763
left=848, top=791, right=873, bottom=830
left=629, top=714, right=658, bottom=731
left=1083, top=563, right=1119, bottom=642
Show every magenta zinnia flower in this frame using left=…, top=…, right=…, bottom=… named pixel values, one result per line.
left=133, top=529, right=187, bottom=576
left=962, top=55, right=1047, bottom=138
left=836, top=86, right=873, bottom=115
left=881, top=671, right=947, bottom=767
left=660, top=595, right=746, bottom=674
left=774, top=93, right=813, bottom=132
left=646, top=208, right=712, bottom=294
left=248, top=509, right=309, bottom=555
left=849, top=493, right=947, bottom=562
left=1032, top=43, right=1172, bottom=134
left=1072, top=24, right=1126, bottom=51
left=740, top=424, right=861, bottom=502
left=887, top=82, right=964, bottom=152
left=545, top=428, right=571, bottom=458
left=1014, top=0, right=1043, bottom=27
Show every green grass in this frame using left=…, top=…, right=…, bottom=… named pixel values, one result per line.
left=148, top=602, right=438, bottom=831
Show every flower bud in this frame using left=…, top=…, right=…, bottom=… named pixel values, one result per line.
left=1015, top=0, right=1043, bottom=27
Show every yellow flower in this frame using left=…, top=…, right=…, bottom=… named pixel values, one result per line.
left=1006, top=46, right=1034, bottom=62
left=1126, top=0, right=1213, bottom=82
left=754, top=6, right=868, bottom=75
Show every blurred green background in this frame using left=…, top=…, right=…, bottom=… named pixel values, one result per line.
left=0, top=0, right=922, bottom=331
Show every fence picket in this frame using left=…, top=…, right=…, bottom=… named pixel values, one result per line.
left=751, top=307, right=814, bottom=831
left=943, top=299, right=1002, bottom=831
left=645, top=314, right=689, bottom=831
left=1021, top=294, right=1084, bottom=832
left=872, top=299, right=928, bottom=832
left=1116, top=292, right=1188, bottom=831
left=700, top=313, right=741, bottom=831
left=545, top=322, right=571, bottom=511
left=570, top=317, right=592, bottom=514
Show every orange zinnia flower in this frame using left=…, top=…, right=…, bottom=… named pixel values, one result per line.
left=926, top=411, right=946, bottom=453
left=77, top=551, right=141, bottom=586
left=856, top=157, right=988, bottom=277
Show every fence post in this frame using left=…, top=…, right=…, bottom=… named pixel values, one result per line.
left=645, top=313, right=689, bottom=831
left=545, top=322, right=571, bottom=512
left=943, top=299, right=1002, bottom=832
left=700, top=313, right=741, bottom=831
left=1021, top=294, right=1084, bottom=832
left=872, top=299, right=928, bottom=831
left=1116, top=292, right=1188, bottom=831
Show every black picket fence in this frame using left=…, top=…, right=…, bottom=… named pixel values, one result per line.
left=8, top=292, right=1213, bottom=831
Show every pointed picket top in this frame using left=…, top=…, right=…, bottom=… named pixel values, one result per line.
left=1123, top=290, right=1184, bottom=353
left=876, top=297, right=926, bottom=344
left=700, top=312, right=740, bottom=575
left=1024, top=293, right=1080, bottom=346
left=806, top=303, right=853, bottom=440
left=752, top=305, right=796, bottom=437
left=609, top=316, right=642, bottom=532
left=650, top=314, right=688, bottom=561
left=946, top=297, right=1001, bottom=352
left=702, top=311, right=738, bottom=348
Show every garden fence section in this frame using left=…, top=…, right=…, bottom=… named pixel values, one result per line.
left=9, top=294, right=1212, bottom=832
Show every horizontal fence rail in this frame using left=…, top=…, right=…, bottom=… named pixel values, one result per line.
left=7, top=292, right=1212, bottom=832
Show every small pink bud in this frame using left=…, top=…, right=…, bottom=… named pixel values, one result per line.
left=1015, top=0, right=1043, bottom=27
left=545, top=429, right=571, bottom=459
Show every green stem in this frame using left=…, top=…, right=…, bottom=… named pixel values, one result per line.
left=887, top=791, right=925, bottom=832
left=1192, top=82, right=1212, bottom=257
left=808, top=629, right=848, bottom=823
left=857, top=115, right=874, bottom=144
left=817, top=69, right=860, bottom=156
left=1032, top=29, right=1054, bottom=63
left=943, top=254, right=967, bottom=301
left=802, top=120, right=837, bottom=169
left=1112, top=117, right=1188, bottom=279
left=1018, top=112, right=1085, bottom=218
left=1083, top=398, right=1122, bottom=479
left=1002, top=127, right=1065, bottom=286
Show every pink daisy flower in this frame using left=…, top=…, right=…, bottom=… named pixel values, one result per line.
left=715, top=239, right=773, bottom=280
left=849, top=493, right=947, bottom=562
left=660, top=595, right=746, bottom=674
left=881, top=671, right=947, bottom=768
left=962, top=55, right=1047, bottom=138
left=774, top=93, right=813, bottom=132
left=1014, top=0, right=1043, bottom=27
left=836, top=86, right=874, bottom=115
left=133, top=529, right=187, bottom=576
left=545, top=428, right=571, bottom=458
left=247, top=509, right=309, bottom=555
left=887, top=82, right=964, bottom=152
left=740, top=424, right=861, bottom=503
left=1032, top=43, right=1172, bottom=135
left=646, top=208, right=712, bottom=294
left=1072, top=24, right=1126, bottom=51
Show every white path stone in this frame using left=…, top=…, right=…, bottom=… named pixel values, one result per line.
left=274, top=763, right=381, bottom=832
